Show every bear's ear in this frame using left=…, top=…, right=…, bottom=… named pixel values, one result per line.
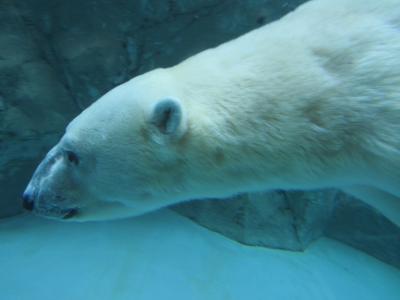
left=149, top=98, right=186, bottom=138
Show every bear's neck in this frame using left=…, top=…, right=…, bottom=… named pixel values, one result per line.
left=170, top=21, right=377, bottom=196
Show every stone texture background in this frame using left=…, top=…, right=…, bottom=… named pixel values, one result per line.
left=174, top=190, right=338, bottom=251
left=0, top=0, right=398, bottom=268
left=173, top=192, right=400, bottom=268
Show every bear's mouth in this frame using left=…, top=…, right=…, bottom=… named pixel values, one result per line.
left=61, top=208, right=79, bottom=219
left=34, top=205, right=79, bottom=220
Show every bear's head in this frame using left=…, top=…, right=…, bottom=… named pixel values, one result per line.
left=22, top=69, right=195, bottom=221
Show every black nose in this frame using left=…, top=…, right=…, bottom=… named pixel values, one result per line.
left=22, top=192, right=34, bottom=211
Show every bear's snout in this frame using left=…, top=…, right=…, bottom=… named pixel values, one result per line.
left=22, top=145, right=81, bottom=220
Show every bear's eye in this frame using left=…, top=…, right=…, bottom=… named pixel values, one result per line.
left=66, top=150, right=79, bottom=166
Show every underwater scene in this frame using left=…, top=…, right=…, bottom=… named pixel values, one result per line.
left=1, top=0, right=400, bottom=299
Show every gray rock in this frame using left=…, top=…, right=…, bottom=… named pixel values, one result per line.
left=326, top=193, right=400, bottom=269
left=175, top=191, right=400, bottom=269
left=173, top=190, right=337, bottom=251
left=0, top=3, right=79, bottom=217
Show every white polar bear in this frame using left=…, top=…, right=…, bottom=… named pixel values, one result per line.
left=23, top=0, right=400, bottom=225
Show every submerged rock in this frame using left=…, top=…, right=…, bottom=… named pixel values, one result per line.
left=175, top=191, right=400, bottom=268
left=174, top=190, right=337, bottom=251
left=326, top=193, right=400, bottom=269
left=0, top=3, right=79, bottom=217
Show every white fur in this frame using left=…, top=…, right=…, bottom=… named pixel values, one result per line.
left=26, top=0, right=400, bottom=224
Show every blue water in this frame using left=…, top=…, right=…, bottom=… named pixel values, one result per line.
left=1, top=210, right=399, bottom=300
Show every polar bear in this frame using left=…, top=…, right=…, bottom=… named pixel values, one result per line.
left=23, top=0, right=400, bottom=225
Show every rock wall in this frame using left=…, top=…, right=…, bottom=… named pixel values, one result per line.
left=174, top=191, right=400, bottom=268
left=174, top=190, right=337, bottom=251
left=326, top=193, right=400, bottom=269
